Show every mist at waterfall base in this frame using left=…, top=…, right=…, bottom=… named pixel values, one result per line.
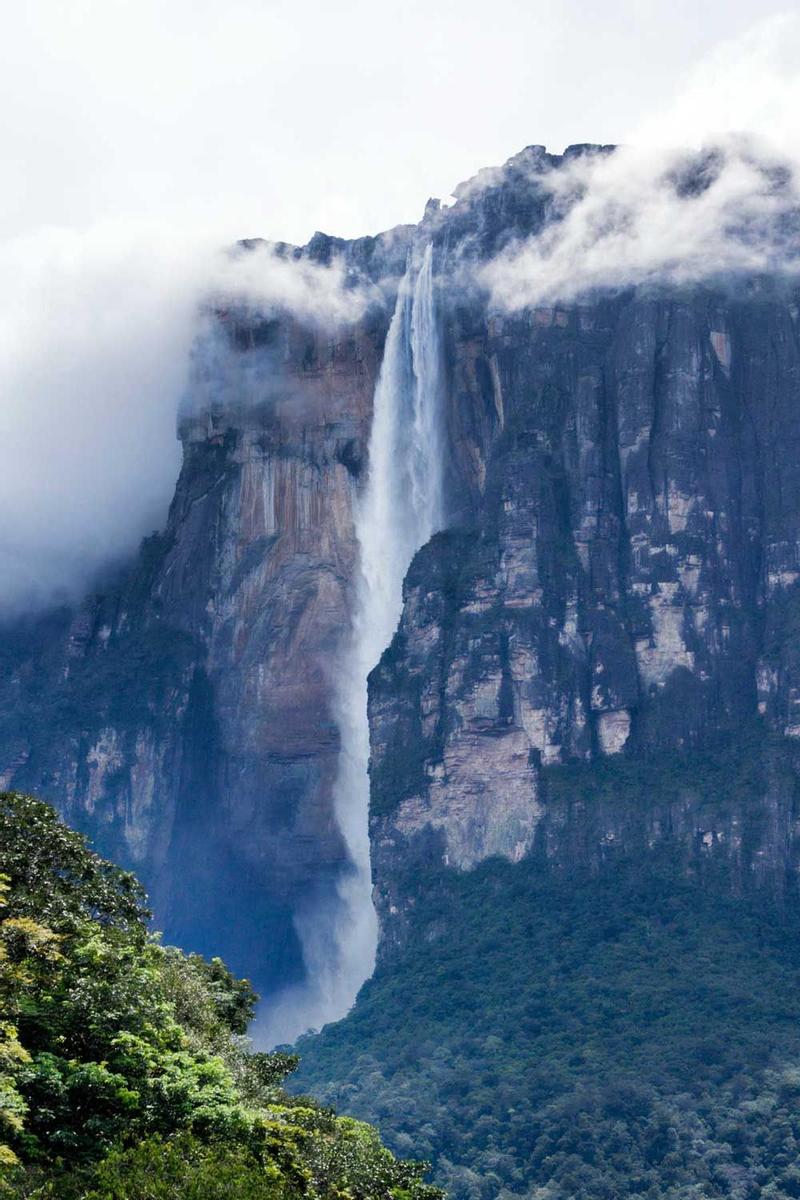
left=255, top=246, right=444, bottom=1047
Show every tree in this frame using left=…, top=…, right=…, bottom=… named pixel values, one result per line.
left=0, top=793, right=444, bottom=1199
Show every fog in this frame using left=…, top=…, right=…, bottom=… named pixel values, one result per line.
left=483, top=16, right=800, bottom=310
left=482, top=137, right=800, bottom=311
left=0, top=231, right=372, bottom=614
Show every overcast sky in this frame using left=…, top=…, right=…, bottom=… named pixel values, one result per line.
left=2, top=1, right=799, bottom=613
left=3, top=0, right=796, bottom=246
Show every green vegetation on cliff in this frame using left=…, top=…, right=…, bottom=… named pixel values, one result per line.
left=0, top=792, right=443, bottom=1199
left=295, top=748, right=800, bottom=1200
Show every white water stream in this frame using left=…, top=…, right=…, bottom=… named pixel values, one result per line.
left=260, top=244, right=444, bottom=1044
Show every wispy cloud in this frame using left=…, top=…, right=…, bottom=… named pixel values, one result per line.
left=481, top=137, right=800, bottom=311
left=482, top=14, right=800, bottom=312
left=0, top=224, right=372, bottom=615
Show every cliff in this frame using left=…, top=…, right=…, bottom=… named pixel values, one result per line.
left=3, top=141, right=800, bottom=1018
left=369, top=284, right=800, bottom=945
left=0, top=285, right=393, bottom=993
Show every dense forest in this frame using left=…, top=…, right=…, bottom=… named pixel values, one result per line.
left=296, top=747, right=800, bottom=1200
left=0, top=791, right=442, bottom=1199
left=9, top=756, right=800, bottom=1200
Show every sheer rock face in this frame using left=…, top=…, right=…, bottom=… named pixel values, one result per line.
left=0, top=144, right=594, bottom=993
left=0, top=307, right=391, bottom=990
left=3, top=145, right=800, bottom=990
left=369, top=289, right=800, bottom=943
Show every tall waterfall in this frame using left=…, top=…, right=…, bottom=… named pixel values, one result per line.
left=259, top=245, right=444, bottom=1044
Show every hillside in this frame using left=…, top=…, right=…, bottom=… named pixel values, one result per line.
left=0, top=791, right=441, bottom=1199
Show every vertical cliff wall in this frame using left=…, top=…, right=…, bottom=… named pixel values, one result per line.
left=0, top=145, right=571, bottom=1009
left=369, top=284, right=800, bottom=943
left=4, top=143, right=800, bottom=1029
left=0, top=287, right=392, bottom=999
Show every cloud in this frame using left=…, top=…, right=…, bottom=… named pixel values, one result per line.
left=631, top=13, right=800, bottom=151
left=4, top=7, right=799, bottom=612
left=481, top=137, right=800, bottom=311
left=0, top=224, right=373, bottom=615
left=482, top=14, right=800, bottom=312
left=211, top=241, right=378, bottom=327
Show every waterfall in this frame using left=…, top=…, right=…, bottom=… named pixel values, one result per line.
left=258, top=244, right=444, bottom=1045
left=331, top=241, right=444, bottom=1014
left=353, top=242, right=445, bottom=715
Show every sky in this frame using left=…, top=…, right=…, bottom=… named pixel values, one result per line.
left=1, top=0, right=799, bottom=612
left=3, top=0, right=796, bottom=245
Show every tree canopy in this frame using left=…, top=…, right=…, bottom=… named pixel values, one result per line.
left=0, top=791, right=443, bottom=1199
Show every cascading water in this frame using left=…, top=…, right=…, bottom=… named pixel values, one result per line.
left=332, top=241, right=445, bottom=993
left=259, top=244, right=444, bottom=1044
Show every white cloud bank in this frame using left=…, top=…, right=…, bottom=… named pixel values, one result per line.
left=481, top=137, right=800, bottom=311
left=483, top=14, right=800, bottom=311
left=4, top=10, right=800, bottom=614
left=0, top=227, right=370, bottom=615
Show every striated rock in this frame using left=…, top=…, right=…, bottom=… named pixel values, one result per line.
left=0, top=144, right=598, bottom=995
left=4, top=143, right=800, bottom=1002
left=369, top=284, right=800, bottom=945
left=0, top=300, right=392, bottom=992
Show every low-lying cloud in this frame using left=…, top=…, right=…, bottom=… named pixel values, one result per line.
left=212, top=242, right=376, bottom=327
left=0, top=227, right=373, bottom=616
left=481, top=137, right=800, bottom=312
left=483, top=14, right=800, bottom=312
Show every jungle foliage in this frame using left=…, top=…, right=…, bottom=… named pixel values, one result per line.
left=0, top=791, right=442, bottom=1200
left=295, top=750, right=800, bottom=1200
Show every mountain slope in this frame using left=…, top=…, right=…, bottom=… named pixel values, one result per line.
left=4, top=145, right=800, bottom=1181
